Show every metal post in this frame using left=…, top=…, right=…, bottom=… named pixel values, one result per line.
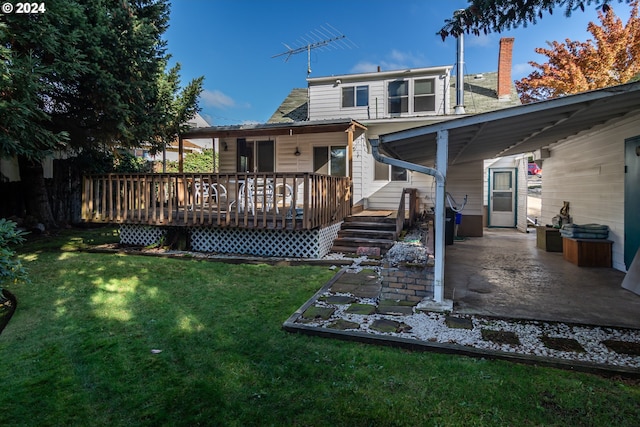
left=433, top=130, right=448, bottom=303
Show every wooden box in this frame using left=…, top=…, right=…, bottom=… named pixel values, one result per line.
left=536, top=226, right=563, bottom=252
left=562, top=237, right=613, bottom=267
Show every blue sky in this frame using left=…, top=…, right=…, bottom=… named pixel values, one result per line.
left=164, top=0, right=633, bottom=126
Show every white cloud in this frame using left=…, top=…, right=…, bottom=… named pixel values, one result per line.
left=466, top=33, right=493, bottom=47
left=513, top=62, right=534, bottom=79
left=350, top=50, right=427, bottom=74
left=200, top=89, right=235, bottom=109
left=350, top=61, right=379, bottom=73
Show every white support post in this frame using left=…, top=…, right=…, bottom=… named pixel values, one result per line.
left=433, top=129, right=448, bottom=303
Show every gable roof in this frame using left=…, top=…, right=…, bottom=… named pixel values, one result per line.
left=267, top=88, right=308, bottom=123
left=378, top=81, right=640, bottom=167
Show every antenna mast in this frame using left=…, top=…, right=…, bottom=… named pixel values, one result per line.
left=272, top=24, right=356, bottom=77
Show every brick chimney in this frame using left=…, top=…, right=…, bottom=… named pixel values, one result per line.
left=497, top=37, right=514, bottom=100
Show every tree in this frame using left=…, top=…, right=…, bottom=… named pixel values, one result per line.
left=438, top=0, right=633, bottom=40
left=165, top=149, right=217, bottom=173
left=515, top=1, right=640, bottom=103
left=0, top=0, right=202, bottom=227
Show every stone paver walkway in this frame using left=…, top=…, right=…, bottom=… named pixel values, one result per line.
left=284, top=268, right=640, bottom=377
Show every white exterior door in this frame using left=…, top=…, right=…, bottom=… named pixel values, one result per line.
left=489, top=168, right=516, bottom=227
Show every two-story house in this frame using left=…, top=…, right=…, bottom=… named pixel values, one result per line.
left=267, top=38, right=521, bottom=238
left=84, top=38, right=521, bottom=259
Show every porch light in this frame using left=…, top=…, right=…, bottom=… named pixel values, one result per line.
left=223, top=142, right=228, bottom=151
left=294, top=147, right=301, bottom=156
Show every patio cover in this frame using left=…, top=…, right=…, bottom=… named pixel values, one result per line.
left=377, top=81, right=640, bottom=166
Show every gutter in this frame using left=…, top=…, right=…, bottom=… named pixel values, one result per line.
left=369, top=134, right=452, bottom=309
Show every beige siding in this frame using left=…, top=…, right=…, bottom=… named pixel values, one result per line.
left=541, top=115, right=640, bottom=271
left=218, top=133, right=350, bottom=174
left=447, top=162, right=484, bottom=217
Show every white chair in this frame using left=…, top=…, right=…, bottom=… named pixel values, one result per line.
left=195, top=181, right=227, bottom=207
left=237, top=178, right=275, bottom=214
left=274, top=183, right=294, bottom=213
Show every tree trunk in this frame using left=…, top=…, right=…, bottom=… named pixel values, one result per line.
left=18, top=156, right=58, bottom=229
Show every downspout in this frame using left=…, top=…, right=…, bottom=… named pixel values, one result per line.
left=370, top=132, right=451, bottom=308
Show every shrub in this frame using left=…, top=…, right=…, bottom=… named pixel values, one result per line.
left=0, top=218, right=29, bottom=297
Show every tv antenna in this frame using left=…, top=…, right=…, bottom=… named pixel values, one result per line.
left=272, top=24, right=357, bottom=77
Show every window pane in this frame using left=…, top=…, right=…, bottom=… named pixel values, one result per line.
left=389, top=97, right=408, bottom=114
left=341, top=87, right=354, bottom=108
left=330, top=146, right=347, bottom=176
left=414, top=95, right=435, bottom=112
left=493, top=171, right=512, bottom=190
left=356, top=86, right=368, bottom=106
left=313, top=146, right=329, bottom=174
left=257, top=140, right=274, bottom=172
left=388, top=80, right=408, bottom=96
left=391, top=166, right=407, bottom=181
left=415, top=79, right=434, bottom=95
left=374, top=161, right=389, bottom=180
left=493, top=192, right=513, bottom=211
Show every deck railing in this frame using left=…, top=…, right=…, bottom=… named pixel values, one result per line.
left=82, top=172, right=351, bottom=230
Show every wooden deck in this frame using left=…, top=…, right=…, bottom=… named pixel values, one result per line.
left=82, top=172, right=352, bottom=230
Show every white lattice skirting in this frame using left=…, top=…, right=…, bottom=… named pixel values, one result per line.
left=119, top=223, right=342, bottom=259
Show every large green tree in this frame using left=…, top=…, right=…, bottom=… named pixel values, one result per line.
left=438, top=0, right=633, bottom=39
left=0, top=0, right=202, bottom=227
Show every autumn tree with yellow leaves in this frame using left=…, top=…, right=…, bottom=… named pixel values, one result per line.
left=515, top=0, right=640, bottom=103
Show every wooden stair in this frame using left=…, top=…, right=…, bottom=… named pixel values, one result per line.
left=331, top=215, right=398, bottom=255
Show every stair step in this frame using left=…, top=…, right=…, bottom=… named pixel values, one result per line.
left=338, top=229, right=396, bottom=239
left=344, top=216, right=395, bottom=224
left=341, top=221, right=396, bottom=230
left=332, top=237, right=395, bottom=248
left=330, top=244, right=392, bottom=255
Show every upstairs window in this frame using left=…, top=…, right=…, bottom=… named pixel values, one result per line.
left=387, top=77, right=437, bottom=115
left=342, top=85, right=369, bottom=108
left=414, top=78, right=435, bottom=112
left=388, top=80, right=408, bottom=114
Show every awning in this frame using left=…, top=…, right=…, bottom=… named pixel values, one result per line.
left=181, top=119, right=366, bottom=139
left=378, top=81, right=640, bottom=166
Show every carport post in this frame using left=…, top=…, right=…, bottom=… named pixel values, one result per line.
left=433, top=129, right=448, bottom=303
left=369, top=134, right=450, bottom=308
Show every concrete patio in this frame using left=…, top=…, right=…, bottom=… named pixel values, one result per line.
left=446, top=228, right=640, bottom=329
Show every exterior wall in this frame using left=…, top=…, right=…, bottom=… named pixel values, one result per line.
left=447, top=161, right=484, bottom=236
left=217, top=132, right=349, bottom=174
left=516, top=157, right=529, bottom=233
left=308, top=68, right=451, bottom=121
left=541, top=115, right=640, bottom=271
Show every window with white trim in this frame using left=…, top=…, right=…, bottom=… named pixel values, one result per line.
left=387, top=77, right=436, bottom=115
left=342, top=85, right=369, bottom=108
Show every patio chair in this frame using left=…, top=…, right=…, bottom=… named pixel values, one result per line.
left=237, top=178, right=275, bottom=215
left=194, top=181, right=227, bottom=208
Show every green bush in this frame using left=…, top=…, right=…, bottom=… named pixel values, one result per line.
left=0, top=218, right=29, bottom=295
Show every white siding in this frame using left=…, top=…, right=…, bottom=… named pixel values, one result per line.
left=541, top=115, right=640, bottom=271
left=308, top=71, right=451, bottom=121
left=516, top=157, right=528, bottom=233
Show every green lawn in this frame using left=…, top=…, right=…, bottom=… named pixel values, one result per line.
left=1, top=228, right=639, bottom=426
